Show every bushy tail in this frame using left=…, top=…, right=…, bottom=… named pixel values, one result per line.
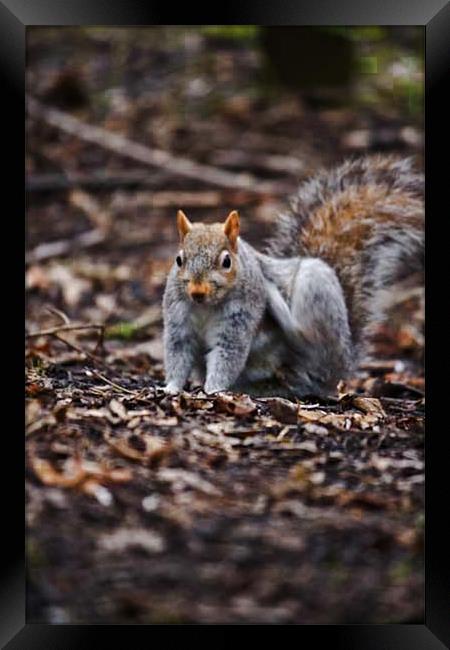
left=267, top=155, right=424, bottom=349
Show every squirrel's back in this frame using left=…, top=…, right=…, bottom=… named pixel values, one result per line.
left=267, top=155, right=424, bottom=349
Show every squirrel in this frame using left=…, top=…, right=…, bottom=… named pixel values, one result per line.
left=162, top=155, right=424, bottom=398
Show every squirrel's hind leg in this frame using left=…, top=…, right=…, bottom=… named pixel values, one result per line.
left=266, top=258, right=354, bottom=396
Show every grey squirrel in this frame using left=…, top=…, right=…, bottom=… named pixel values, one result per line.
left=162, top=155, right=424, bottom=397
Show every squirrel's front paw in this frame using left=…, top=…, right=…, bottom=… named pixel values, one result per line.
left=203, top=382, right=226, bottom=395
left=163, top=382, right=182, bottom=395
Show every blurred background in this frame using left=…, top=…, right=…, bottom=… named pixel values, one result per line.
left=26, top=27, right=425, bottom=625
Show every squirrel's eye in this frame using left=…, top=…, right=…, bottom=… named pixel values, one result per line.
left=176, top=253, right=183, bottom=267
left=220, top=251, right=232, bottom=270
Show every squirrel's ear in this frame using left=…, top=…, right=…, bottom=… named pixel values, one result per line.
left=177, top=210, right=192, bottom=241
left=224, top=210, right=240, bottom=251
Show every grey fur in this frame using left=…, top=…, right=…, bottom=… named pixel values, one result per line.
left=268, top=154, right=423, bottom=260
left=163, top=155, right=424, bottom=398
left=266, top=153, right=424, bottom=357
left=239, top=255, right=354, bottom=397
left=163, top=238, right=266, bottom=394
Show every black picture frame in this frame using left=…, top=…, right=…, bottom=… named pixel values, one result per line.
left=6, top=0, right=449, bottom=645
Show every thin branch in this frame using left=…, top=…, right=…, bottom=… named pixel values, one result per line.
left=25, top=169, right=169, bottom=192
left=25, top=228, right=168, bottom=264
left=89, top=369, right=139, bottom=395
left=210, top=149, right=305, bottom=175
left=45, top=305, right=71, bottom=325
left=26, top=323, right=105, bottom=339
left=110, top=190, right=224, bottom=210
left=69, top=189, right=111, bottom=233
left=27, top=96, right=289, bottom=196
left=30, top=326, right=107, bottom=366
left=26, top=228, right=106, bottom=265
left=52, top=332, right=100, bottom=363
left=92, top=322, right=106, bottom=357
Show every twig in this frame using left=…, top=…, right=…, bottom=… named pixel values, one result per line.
left=110, top=190, right=224, bottom=210
left=26, top=228, right=105, bottom=264
left=27, top=321, right=107, bottom=362
left=27, top=96, right=288, bottom=196
left=276, top=426, right=291, bottom=442
left=25, top=169, right=169, bottom=192
left=89, top=369, right=138, bottom=395
left=45, top=305, right=71, bottom=325
left=92, top=325, right=106, bottom=356
left=53, top=332, right=100, bottom=363
left=69, top=189, right=111, bottom=233
left=210, top=150, right=305, bottom=175
left=26, top=323, right=105, bottom=339
left=26, top=230, right=170, bottom=264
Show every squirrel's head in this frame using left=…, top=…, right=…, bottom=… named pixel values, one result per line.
left=173, top=209, right=240, bottom=305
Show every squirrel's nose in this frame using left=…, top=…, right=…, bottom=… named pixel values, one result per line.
left=191, top=291, right=205, bottom=303
left=188, top=281, right=211, bottom=303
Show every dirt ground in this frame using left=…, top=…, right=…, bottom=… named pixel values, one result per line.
left=25, top=27, right=424, bottom=624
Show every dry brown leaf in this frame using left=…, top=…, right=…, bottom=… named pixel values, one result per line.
left=26, top=382, right=48, bottom=397
left=178, top=394, right=214, bottom=410
left=67, top=407, right=121, bottom=425
left=297, top=408, right=328, bottom=423
left=46, top=262, right=92, bottom=307
left=99, top=527, right=166, bottom=553
left=297, top=407, right=380, bottom=431
left=259, top=397, right=298, bottom=424
left=26, top=399, right=44, bottom=426
left=295, top=440, right=318, bottom=453
left=106, top=433, right=171, bottom=464
left=303, top=423, right=329, bottom=436
left=30, top=457, right=87, bottom=488
left=106, top=438, right=146, bottom=461
left=26, top=264, right=51, bottom=291
left=350, top=396, right=386, bottom=418
left=271, top=463, right=314, bottom=499
left=214, top=393, right=257, bottom=416
left=335, top=489, right=394, bottom=510
left=157, top=468, right=221, bottom=496
left=82, top=479, right=114, bottom=506
left=109, top=398, right=129, bottom=421
left=147, top=416, right=179, bottom=427
left=26, top=406, right=57, bottom=436
left=29, top=454, right=132, bottom=491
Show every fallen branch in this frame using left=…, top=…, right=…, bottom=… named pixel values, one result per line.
left=89, top=369, right=139, bottom=395
left=26, top=169, right=169, bottom=192
left=110, top=190, right=224, bottom=210
left=69, top=189, right=111, bottom=233
left=26, top=323, right=105, bottom=339
left=26, top=229, right=171, bottom=264
left=210, top=149, right=305, bottom=175
left=27, top=321, right=107, bottom=364
left=25, top=189, right=112, bottom=265
left=27, top=96, right=289, bottom=196
left=45, top=305, right=71, bottom=325
left=52, top=332, right=100, bottom=363
left=26, top=228, right=105, bottom=264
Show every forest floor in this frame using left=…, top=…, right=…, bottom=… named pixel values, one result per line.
left=26, top=27, right=424, bottom=624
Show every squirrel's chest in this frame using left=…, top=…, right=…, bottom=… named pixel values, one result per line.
left=189, top=306, right=218, bottom=347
